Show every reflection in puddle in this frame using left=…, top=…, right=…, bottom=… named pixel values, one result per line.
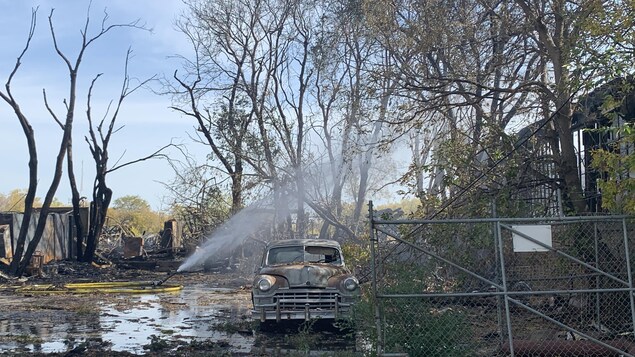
left=100, top=288, right=254, bottom=354
left=0, top=285, right=254, bottom=354
left=0, top=284, right=361, bottom=355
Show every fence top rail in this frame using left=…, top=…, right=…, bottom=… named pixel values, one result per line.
left=372, top=215, right=632, bottom=225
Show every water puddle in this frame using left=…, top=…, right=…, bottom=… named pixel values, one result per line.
left=0, top=283, right=361, bottom=355
left=0, top=285, right=254, bottom=354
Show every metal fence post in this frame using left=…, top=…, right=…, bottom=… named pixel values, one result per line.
left=594, top=222, right=601, bottom=327
left=496, top=220, right=515, bottom=356
left=369, top=201, right=384, bottom=355
left=621, top=218, right=635, bottom=338
left=492, top=201, right=505, bottom=347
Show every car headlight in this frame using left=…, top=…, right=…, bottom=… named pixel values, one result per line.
left=257, top=277, right=273, bottom=292
left=343, top=277, right=359, bottom=291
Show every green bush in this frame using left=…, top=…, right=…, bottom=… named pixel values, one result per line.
left=352, top=279, right=473, bottom=356
left=382, top=298, right=471, bottom=357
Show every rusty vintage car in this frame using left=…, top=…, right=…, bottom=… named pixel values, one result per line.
left=251, top=239, right=359, bottom=323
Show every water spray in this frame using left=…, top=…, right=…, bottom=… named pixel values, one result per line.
left=174, top=190, right=300, bottom=273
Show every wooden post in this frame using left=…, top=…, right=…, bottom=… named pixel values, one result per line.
left=160, top=220, right=181, bottom=254
left=122, top=236, right=143, bottom=258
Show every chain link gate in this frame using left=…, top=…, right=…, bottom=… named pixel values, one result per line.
left=368, top=203, right=635, bottom=356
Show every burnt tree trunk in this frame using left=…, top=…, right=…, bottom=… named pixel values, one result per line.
left=67, top=146, right=85, bottom=261
left=83, top=183, right=112, bottom=262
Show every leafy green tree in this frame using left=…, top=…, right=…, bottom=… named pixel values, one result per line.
left=112, top=195, right=151, bottom=212
left=108, top=195, right=165, bottom=236
left=0, top=189, right=66, bottom=212
left=592, top=111, right=635, bottom=214
left=0, top=190, right=37, bottom=212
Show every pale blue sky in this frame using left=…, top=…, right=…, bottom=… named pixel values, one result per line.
left=0, top=0, right=205, bottom=211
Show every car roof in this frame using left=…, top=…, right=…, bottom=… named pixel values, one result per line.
left=266, top=239, right=342, bottom=249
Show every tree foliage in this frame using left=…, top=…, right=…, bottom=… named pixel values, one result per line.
left=0, top=189, right=65, bottom=212
left=107, top=195, right=166, bottom=236
left=592, top=131, right=635, bottom=214
left=590, top=79, right=635, bottom=214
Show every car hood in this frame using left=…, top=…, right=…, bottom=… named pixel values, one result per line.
left=259, top=264, right=349, bottom=288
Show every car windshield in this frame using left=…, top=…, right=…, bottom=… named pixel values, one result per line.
left=266, top=245, right=342, bottom=265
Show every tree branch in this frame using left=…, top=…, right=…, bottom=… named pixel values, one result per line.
left=108, top=142, right=178, bottom=173
left=43, top=88, right=64, bottom=129
left=1, top=7, right=37, bottom=106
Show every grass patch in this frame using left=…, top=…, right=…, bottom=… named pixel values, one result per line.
left=285, top=319, right=319, bottom=352
left=213, top=320, right=253, bottom=334
left=73, top=303, right=97, bottom=316
left=143, top=334, right=170, bottom=352
left=14, top=334, right=42, bottom=345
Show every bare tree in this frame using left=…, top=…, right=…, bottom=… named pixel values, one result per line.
left=173, top=0, right=399, bottom=241
left=0, top=9, right=39, bottom=276
left=80, top=50, right=168, bottom=263
left=307, top=0, right=399, bottom=238
left=1, top=6, right=161, bottom=275
left=269, top=0, right=316, bottom=238
left=172, top=0, right=285, bottom=216
left=3, top=7, right=93, bottom=275
left=42, top=7, right=147, bottom=263
left=162, top=148, right=231, bottom=240
left=311, top=1, right=364, bottom=231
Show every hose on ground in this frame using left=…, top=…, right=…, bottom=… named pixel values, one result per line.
left=14, top=281, right=183, bottom=294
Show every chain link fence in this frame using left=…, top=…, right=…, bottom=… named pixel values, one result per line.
left=368, top=209, right=635, bottom=356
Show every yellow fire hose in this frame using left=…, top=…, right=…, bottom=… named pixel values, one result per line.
left=15, top=281, right=183, bottom=294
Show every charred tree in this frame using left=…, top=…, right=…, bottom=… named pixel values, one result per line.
left=81, top=53, right=165, bottom=262
left=1, top=5, right=159, bottom=274
left=0, top=9, right=39, bottom=276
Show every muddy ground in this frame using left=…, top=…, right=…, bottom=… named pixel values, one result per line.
left=0, top=262, right=359, bottom=356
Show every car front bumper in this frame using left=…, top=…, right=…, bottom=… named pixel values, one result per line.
left=252, top=288, right=356, bottom=322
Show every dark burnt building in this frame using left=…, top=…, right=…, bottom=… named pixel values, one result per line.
left=514, top=77, right=635, bottom=216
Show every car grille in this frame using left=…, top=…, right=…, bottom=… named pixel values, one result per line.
left=274, top=289, right=338, bottom=310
